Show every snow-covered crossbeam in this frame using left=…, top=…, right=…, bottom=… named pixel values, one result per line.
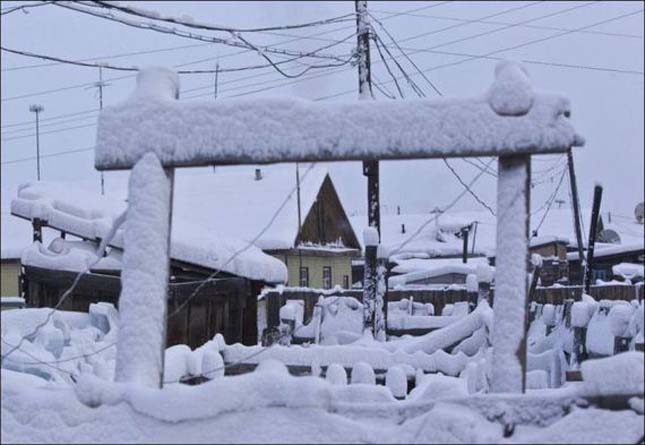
left=94, top=62, right=584, bottom=170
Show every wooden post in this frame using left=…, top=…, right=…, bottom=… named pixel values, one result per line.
left=583, top=185, right=603, bottom=293
left=375, top=245, right=388, bottom=341
left=567, top=147, right=585, bottom=293
left=491, top=154, right=531, bottom=394
left=363, top=228, right=378, bottom=335
left=32, top=218, right=43, bottom=243
left=462, top=227, right=469, bottom=263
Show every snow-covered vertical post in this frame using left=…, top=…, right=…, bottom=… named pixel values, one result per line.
left=363, top=227, right=378, bottom=336
left=114, top=153, right=172, bottom=388
left=375, top=244, right=388, bottom=341
left=466, top=274, right=478, bottom=313
left=114, top=67, right=179, bottom=389
left=488, top=61, right=535, bottom=394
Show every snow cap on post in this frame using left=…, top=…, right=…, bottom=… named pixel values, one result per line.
left=488, top=60, right=535, bottom=116
left=476, top=263, right=494, bottom=283
left=363, top=227, right=379, bottom=247
left=466, top=274, right=478, bottom=293
left=608, top=304, right=633, bottom=337
left=377, top=244, right=389, bottom=260
left=133, top=67, right=180, bottom=101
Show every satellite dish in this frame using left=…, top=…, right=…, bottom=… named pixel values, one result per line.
left=635, top=202, right=644, bottom=224
left=598, top=229, right=621, bottom=244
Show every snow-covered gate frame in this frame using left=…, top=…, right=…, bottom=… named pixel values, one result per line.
left=94, top=62, right=584, bottom=392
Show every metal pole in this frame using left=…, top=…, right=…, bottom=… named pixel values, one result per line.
left=567, top=147, right=585, bottom=290
left=583, top=185, right=603, bottom=293
left=214, top=61, right=220, bottom=100
left=29, top=104, right=44, bottom=181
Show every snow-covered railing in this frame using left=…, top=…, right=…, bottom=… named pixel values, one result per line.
left=91, top=60, right=584, bottom=391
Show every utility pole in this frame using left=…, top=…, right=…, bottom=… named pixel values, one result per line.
left=296, top=162, right=303, bottom=284
left=214, top=61, right=220, bottom=100
left=29, top=104, right=44, bottom=181
left=355, top=0, right=379, bottom=237
left=583, top=185, right=603, bottom=293
left=90, top=66, right=109, bottom=195
left=355, top=0, right=384, bottom=339
left=567, top=148, right=585, bottom=291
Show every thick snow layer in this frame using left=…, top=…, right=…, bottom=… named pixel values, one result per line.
left=114, top=153, right=170, bottom=387
left=95, top=63, right=582, bottom=170
left=325, top=363, right=347, bottom=386
left=363, top=227, right=379, bottom=247
left=487, top=60, right=534, bottom=116
left=580, top=352, right=644, bottom=397
left=385, top=366, right=407, bottom=398
left=394, top=300, right=492, bottom=355
left=11, top=179, right=287, bottom=283
left=571, top=302, right=593, bottom=328
left=389, top=262, right=485, bottom=287
left=22, top=239, right=123, bottom=272
left=351, top=362, right=376, bottom=385
left=510, top=407, right=644, bottom=444
left=612, top=262, right=644, bottom=280
left=542, top=304, right=556, bottom=327
left=491, top=157, right=529, bottom=393
left=608, top=304, right=634, bottom=337
left=586, top=301, right=631, bottom=356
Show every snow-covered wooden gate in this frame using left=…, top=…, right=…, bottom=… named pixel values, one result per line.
left=94, top=61, right=583, bottom=392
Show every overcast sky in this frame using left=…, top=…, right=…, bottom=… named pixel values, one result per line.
left=1, top=1, right=643, bottom=221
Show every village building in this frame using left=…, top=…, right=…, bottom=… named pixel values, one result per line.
left=9, top=181, right=287, bottom=347
left=171, top=165, right=361, bottom=290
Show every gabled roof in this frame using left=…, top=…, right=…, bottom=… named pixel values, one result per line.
left=171, top=164, right=329, bottom=251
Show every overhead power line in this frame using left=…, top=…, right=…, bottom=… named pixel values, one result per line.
left=1, top=146, right=95, bottom=165
left=0, top=1, right=52, bottom=16
left=89, top=0, right=356, bottom=33
left=370, top=7, right=644, bottom=40
left=53, top=2, right=348, bottom=63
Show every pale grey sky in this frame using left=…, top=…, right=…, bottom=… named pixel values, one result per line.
left=1, top=1, right=643, bottom=220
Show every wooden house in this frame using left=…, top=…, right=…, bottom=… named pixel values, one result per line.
left=10, top=182, right=287, bottom=348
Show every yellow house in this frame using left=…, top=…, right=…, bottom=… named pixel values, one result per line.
left=172, top=165, right=361, bottom=289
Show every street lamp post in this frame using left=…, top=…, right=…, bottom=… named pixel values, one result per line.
left=29, top=104, right=44, bottom=180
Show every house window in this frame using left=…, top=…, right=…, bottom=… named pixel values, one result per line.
left=299, top=267, right=309, bottom=287
left=322, top=266, right=332, bottom=289
left=342, top=275, right=349, bottom=289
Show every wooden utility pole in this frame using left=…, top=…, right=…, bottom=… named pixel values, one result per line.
left=566, top=147, right=585, bottom=291
left=583, top=185, right=603, bottom=293
left=355, top=0, right=379, bottom=237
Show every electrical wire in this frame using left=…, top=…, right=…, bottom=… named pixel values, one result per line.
left=1, top=146, right=96, bottom=165
left=443, top=158, right=496, bottom=217
left=0, top=1, right=52, bottom=16
left=370, top=7, right=644, bottom=40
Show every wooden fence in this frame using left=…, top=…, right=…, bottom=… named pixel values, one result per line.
left=263, top=284, right=644, bottom=331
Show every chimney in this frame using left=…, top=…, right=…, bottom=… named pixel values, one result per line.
left=401, top=223, right=406, bottom=234
left=255, top=168, right=262, bottom=181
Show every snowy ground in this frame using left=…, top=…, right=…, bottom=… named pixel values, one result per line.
left=1, top=301, right=643, bottom=444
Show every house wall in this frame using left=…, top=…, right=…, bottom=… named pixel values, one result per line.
left=1, top=260, right=20, bottom=297
left=274, top=253, right=352, bottom=289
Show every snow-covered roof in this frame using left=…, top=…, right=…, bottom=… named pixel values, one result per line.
left=355, top=206, right=616, bottom=259
left=567, top=243, right=644, bottom=261
left=171, top=164, right=330, bottom=251
left=10, top=182, right=287, bottom=283
left=22, top=239, right=123, bottom=273
left=95, top=63, right=583, bottom=170
left=389, top=259, right=490, bottom=287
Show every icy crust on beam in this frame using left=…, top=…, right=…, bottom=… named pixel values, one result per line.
left=94, top=62, right=583, bottom=170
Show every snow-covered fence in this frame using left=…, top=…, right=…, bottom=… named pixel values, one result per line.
left=94, top=61, right=583, bottom=392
